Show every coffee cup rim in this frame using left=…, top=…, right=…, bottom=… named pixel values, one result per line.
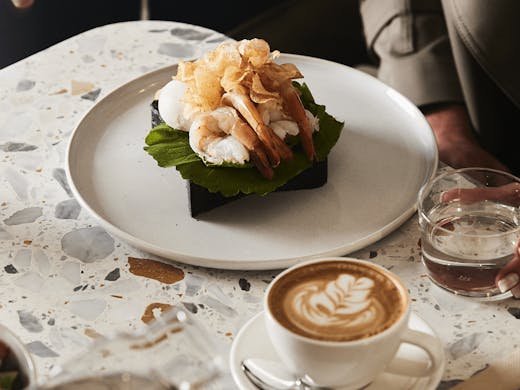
left=264, top=257, right=410, bottom=346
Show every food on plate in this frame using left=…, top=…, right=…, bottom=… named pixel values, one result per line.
left=0, top=341, right=20, bottom=390
left=144, top=39, right=343, bottom=216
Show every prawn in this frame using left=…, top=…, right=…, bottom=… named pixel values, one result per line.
left=221, top=91, right=293, bottom=167
left=189, top=107, right=273, bottom=179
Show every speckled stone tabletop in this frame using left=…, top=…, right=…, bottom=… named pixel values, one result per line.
left=1, top=20, right=520, bottom=389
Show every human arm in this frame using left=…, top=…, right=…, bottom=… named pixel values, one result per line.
left=423, top=103, right=509, bottom=171
left=359, top=0, right=508, bottom=171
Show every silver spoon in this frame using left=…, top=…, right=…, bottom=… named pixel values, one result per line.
left=241, top=358, right=333, bottom=390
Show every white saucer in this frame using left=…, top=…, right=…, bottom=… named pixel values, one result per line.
left=230, top=312, right=445, bottom=390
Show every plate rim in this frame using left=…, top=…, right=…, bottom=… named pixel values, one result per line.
left=65, top=54, right=438, bottom=270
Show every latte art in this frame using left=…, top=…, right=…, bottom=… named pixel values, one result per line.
left=268, top=261, right=406, bottom=341
left=290, top=274, right=385, bottom=334
left=286, top=274, right=387, bottom=339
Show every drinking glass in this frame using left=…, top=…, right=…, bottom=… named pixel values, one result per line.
left=418, top=168, right=520, bottom=299
left=38, top=306, right=228, bottom=389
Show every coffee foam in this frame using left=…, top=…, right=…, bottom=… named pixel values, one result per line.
left=268, top=261, right=406, bottom=342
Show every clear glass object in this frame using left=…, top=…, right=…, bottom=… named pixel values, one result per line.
left=418, top=168, right=520, bottom=299
left=37, top=306, right=228, bottom=389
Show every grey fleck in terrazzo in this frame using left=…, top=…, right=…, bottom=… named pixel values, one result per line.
left=16, top=79, right=36, bottom=92
left=4, top=264, right=18, bottom=274
left=55, top=199, right=81, bottom=219
left=61, top=226, right=115, bottom=263
left=14, top=249, right=32, bottom=269
left=17, top=310, right=43, bottom=332
left=0, top=142, right=38, bottom=152
left=207, top=283, right=234, bottom=307
left=101, top=279, right=141, bottom=294
left=4, top=167, right=29, bottom=200
left=60, top=261, right=81, bottom=285
left=25, top=341, right=59, bottom=358
left=81, top=54, right=95, bottom=63
left=0, top=226, right=12, bottom=240
left=104, top=268, right=120, bottom=281
left=68, top=299, right=106, bottom=321
left=184, top=274, right=205, bottom=296
left=4, top=207, right=42, bottom=225
left=239, top=278, right=251, bottom=291
left=182, top=302, right=198, bottom=314
left=170, top=27, right=212, bottom=41
left=52, top=168, right=73, bottom=197
left=200, top=295, right=237, bottom=317
left=33, top=249, right=50, bottom=275
left=206, top=36, right=228, bottom=44
left=158, top=42, right=196, bottom=58
left=448, top=332, right=487, bottom=359
left=14, top=272, right=45, bottom=292
left=81, top=88, right=101, bottom=101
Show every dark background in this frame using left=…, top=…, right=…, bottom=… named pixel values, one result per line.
left=0, top=0, right=369, bottom=69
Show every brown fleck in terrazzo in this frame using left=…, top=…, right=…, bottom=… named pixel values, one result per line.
left=84, top=328, right=102, bottom=339
left=50, top=89, right=68, bottom=95
left=130, top=334, right=168, bottom=350
left=141, top=302, right=173, bottom=324
left=128, top=257, right=184, bottom=284
left=71, top=80, right=94, bottom=95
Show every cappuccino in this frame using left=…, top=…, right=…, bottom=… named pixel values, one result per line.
left=267, top=260, right=406, bottom=341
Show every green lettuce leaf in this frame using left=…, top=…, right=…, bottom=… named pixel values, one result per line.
left=144, top=82, right=344, bottom=197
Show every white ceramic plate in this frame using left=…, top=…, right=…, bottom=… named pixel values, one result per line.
left=229, top=311, right=445, bottom=390
left=66, top=54, right=437, bottom=270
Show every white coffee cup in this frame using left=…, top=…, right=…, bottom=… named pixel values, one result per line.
left=264, top=257, right=444, bottom=388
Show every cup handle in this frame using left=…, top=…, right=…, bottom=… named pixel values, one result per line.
left=385, top=328, right=444, bottom=377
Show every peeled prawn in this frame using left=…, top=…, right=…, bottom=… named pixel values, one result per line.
left=189, top=107, right=273, bottom=179
left=221, top=91, right=293, bottom=167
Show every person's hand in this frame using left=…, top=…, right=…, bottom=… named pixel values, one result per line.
left=497, top=241, right=520, bottom=298
left=423, top=103, right=510, bottom=172
left=11, top=0, right=34, bottom=8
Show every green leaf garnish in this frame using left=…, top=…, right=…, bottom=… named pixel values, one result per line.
left=0, top=371, right=18, bottom=390
left=144, top=82, right=344, bottom=196
left=144, top=124, right=200, bottom=167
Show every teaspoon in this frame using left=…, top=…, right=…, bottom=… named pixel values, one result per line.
left=241, top=358, right=333, bottom=390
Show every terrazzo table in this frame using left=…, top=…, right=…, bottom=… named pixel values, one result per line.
left=1, top=20, right=520, bottom=389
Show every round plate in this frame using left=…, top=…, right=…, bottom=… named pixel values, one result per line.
left=229, top=311, right=446, bottom=390
left=66, top=54, right=437, bottom=270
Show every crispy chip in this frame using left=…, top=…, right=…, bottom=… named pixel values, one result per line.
left=173, top=39, right=304, bottom=116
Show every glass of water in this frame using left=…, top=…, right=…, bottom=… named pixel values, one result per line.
left=38, top=306, right=228, bottom=389
left=418, top=168, right=520, bottom=299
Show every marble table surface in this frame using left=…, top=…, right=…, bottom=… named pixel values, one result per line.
left=1, top=20, right=519, bottom=389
